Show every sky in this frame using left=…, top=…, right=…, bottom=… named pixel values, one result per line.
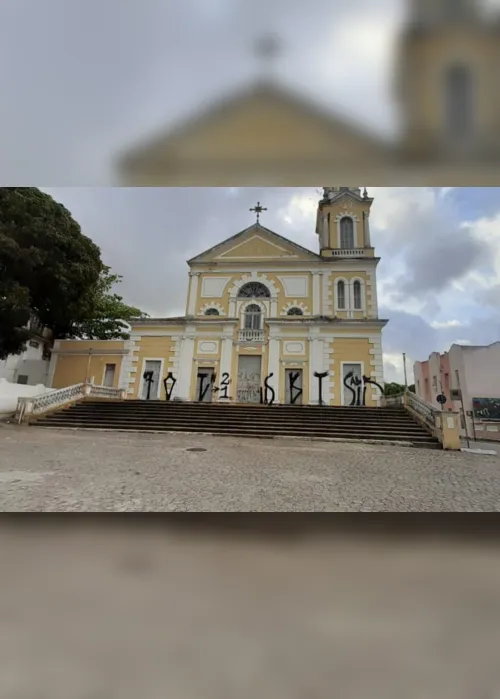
left=0, top=0, right=404, bottom=184
left=43, top=186, right=500, bottom=385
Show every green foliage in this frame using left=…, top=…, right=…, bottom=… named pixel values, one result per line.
left=64, top=266, right=147, bottom=340
left=384, top=382, right=406, bottom=396
left=0, top=187, right=145, bottom=359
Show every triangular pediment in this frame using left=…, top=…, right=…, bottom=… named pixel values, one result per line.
left=188, top=223, right=320, bottom=265
left=118, top=81, right=393, bottom=185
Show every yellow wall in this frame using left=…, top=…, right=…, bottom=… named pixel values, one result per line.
left=129, top=334, right=179, bottom=399
left=52, top=340, right=125, bottom=389
left=195, top=270, right=315, bottom=317
left=328, top=335, right=381, bottom=407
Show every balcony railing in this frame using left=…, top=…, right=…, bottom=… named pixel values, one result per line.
left=330, top=249, right=368, bottom=258
left=238, top=329, right=265, bottom=343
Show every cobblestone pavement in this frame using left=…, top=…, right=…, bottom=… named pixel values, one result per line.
left=1, top=424, right=500, bottom=511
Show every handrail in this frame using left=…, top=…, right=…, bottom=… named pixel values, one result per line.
left=16, top=383, right=123, bottom=423
left=405, top=390, right=436, bottom=428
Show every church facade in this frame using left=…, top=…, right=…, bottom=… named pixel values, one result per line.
left=48, top=187, right=388, bottom=407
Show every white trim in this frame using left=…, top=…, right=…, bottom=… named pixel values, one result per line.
left=199, top=302, right=226, bottom=316
left=101, top=361, right=118, bottom=387
left=335, top=212, right=360, bottom=249
left=187, top=273, right=199, bottom=315
left=240, top=299, right=267, bottom=330
left=340, top=361, right=365, bottom=407
left=280, top=300, right=310, bottom=316
left=334, top=277, right=349, bottom=313
left=350, top=277, right=367, bottom=315
left=139, top=357, right=165, bottom=400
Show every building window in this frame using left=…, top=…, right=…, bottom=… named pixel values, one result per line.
left=340, top=217, right=354, bottom=249
left=432, top=376, right=437, bottom=392
left=337, top=280, right=346, bottom=309
left=204, top=308, right=220, bottom=316
left=17, top=375, right=28, bottom=385
left=444, top=64, right=473, bottom=139
left=417, top=380, right=420, bottom=395
left=238, top=282, right=270, bottom=298
left=444, top=373, right=449, bottom=391
left=244, top=304, right=262, bottom=330
left=287, top=307, right=303, bottom=316
left=455, top=369, right=460, bottom=388
left=353, top=280, right=362, bottom=310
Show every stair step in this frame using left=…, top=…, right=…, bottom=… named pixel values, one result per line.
left=31, top=399, right=440, bottom=449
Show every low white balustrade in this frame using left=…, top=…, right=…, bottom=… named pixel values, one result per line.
left=406, top=391, right=436, bottom=429
left=16, top=382, right=124, bottom=423
left=238, top=329, right=265, bottom=343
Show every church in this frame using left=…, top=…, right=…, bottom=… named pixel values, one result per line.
left=48, top=187, right=387, bottom=407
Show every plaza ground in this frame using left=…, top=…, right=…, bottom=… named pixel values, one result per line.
left=1, top=424, right=499, bottom=511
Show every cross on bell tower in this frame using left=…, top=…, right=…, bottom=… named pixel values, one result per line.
left=250, top=201, right=267, bottom=223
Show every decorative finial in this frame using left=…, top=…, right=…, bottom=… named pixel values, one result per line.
left=250, top=201, right=267, bottom=223
left=253, top=34, right=282, bottom=77
left=363, top=187, right=368, bottom=199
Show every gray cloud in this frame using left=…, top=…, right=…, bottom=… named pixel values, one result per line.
left=1, top=0, right=400, bottom=184
left=375, top=192, right=488, bottom=305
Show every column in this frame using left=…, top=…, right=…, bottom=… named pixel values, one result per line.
left=187, top=272, right=200, bottom=316
left=364, top=211, right=372, bottom=247
left=176, top=330, right=196, bottom=399
left=312, top=272, right=321, bottom=315
left=308, top=330, right=324, bottom=405
left=270, top=296, right=278, bottom=317
left=218, top=325, right=236, bottom=400
left=267, top=329, right=281, bottom=402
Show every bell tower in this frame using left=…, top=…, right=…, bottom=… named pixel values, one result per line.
left=316, top=187, right=375, bottom=258
left=396, top=0, right=500, bottom=160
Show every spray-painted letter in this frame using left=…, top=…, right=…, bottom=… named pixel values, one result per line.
left=314, top=371, right=328, bottom=406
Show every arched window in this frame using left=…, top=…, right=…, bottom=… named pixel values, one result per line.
left=287, top=307, right=304, bottom=316
left=238, top=282, right=270, bottom=298
left=244, top=303, right=262, bottom=330
left=204, top=308, right=220, bottom=316
left=444, top=64, right=473, bottom=139
left=340, top=217, right=354, bottom=249
left=353, top=280, right=362, bottom=310
left=337, top=280, right=346, bottom=310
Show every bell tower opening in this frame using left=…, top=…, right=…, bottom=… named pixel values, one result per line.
left=316, top=187, right=374, bottom=258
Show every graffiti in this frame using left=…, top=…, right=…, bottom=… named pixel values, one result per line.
left=219, top=372, right=231, bottom=399
left=288, top=371, right=303, bottom=405
left=343, top=371, right=385, bottom=406
left=142, top=370, right=155, bottom=400
left=197, top=372, right=216, bottom=402
left=262, top=373, right=276, bottom=405
left=314, top=371, right=329, bottom=406
left=163, top=372, right=177, bottom=401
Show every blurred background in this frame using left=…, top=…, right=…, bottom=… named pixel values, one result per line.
left=2, top=518, right=500, bottom=698
left=1, top=0, right=500, bottom=185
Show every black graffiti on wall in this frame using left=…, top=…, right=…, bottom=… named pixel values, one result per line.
left=261, top=373, right=276, bottom=405
left=314, top=371, right=329, bottom=406
left=219, top=372, right=231, bottom=399
left=143, top=371, right=155, bottom=400
left=288, top=372, right=303, bottom=405
left=343, top=371, right=384, bottom=406
left=197, top=371, right=217, bottom=402
left=163, top=372, right=177, bottom=401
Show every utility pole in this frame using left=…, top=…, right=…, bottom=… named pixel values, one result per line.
left=402, top=353, right=408, bottom=389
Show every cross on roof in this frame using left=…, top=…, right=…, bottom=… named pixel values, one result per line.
left=250, top=201, right=267, bottom=223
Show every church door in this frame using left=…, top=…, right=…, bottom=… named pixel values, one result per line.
left=342, top=363, right=364, bottom=406
left=196, top=367, right=215, bottom=402
left=141, top=360, right=161, bottom=400
left=237, top=355, right=261, bottom=403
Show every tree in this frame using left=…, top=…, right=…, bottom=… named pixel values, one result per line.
left=63, top=266, right=146, bottom=340
left=0, top=187, right=145, bottom=359
left=384, top=382, right=406, bottom=396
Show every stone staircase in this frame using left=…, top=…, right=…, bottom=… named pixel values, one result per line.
left=32, top=400, right=442, bottom=449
